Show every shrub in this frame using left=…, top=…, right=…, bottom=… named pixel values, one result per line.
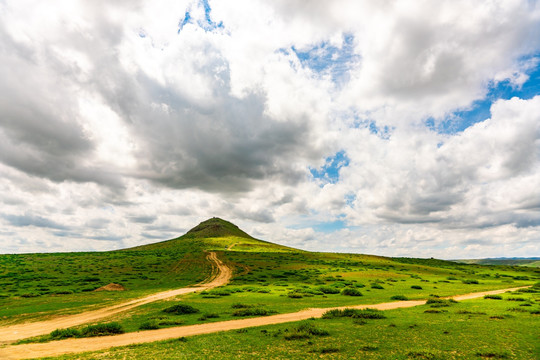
left=163, top=304, right=200, bottom=315
left=139, top=321, right=160, bottom=330
left=284, top=321, right=329, bottom=340
left=198, top=313, right=220, bottom=321
left=411, top=285, right=422, bottom=290
left=287, top=292, right=303, bottom=298
left=50, top=328, right=80, bottom=340
left=232, top=308, right=274, bottom=317
left=158, top=319, right=184, bottom=326
left=322, top=308, right=385, bottom=319
left=81, top=322, right=124, bottom=337
left=484, top=295, right=502, bottom=300
left=462, top=279, right=479, bottom=284
left=231, top=303, right=252, bottom=309
left=20, top=293, right=39, bottom=298
left=506, top=297, right=526, bottom=301
left=341, top=288, right=363, bottom=296
left=475, top=351, right=509, bottom=358
left=390, top=295, right=408, bottom=300
left=318, top=286, right=340, bottom=294
left=370, top=283, right=384, bottom=289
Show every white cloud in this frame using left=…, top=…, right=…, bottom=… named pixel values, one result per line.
left=0, top=0, right=539, bottom=258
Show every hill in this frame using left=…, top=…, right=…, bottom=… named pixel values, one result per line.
left=184, top=217, right=254, bottom=239
left=128, top=217, right=295, bottom=253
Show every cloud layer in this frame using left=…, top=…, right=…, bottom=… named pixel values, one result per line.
left=0, top=0, right=539, bottom=258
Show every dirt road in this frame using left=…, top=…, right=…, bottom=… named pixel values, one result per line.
left=0, top=252, right=231, bottom=343
left=0, top=286, right=528, bottom=359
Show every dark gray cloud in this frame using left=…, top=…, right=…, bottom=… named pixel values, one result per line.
left=2, top=213, right=69, bottom=230
left=130, top=215, right=157, bottom=224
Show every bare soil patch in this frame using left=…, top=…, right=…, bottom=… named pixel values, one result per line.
left=94, top=283, right=126, bottom=292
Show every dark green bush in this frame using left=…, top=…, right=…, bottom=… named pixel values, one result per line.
left=163, top=304, right=200, bottom=315
left=341, top=288, right=362, bottom=296
left=322, top=308, right=385, bottom=319
left=287, top=292, right=303, bottom=298
left=284, top=321, right=329, bottom=340
left=139, top=321, right=160, bottom=330
left=81, top=322, right=124, bottom=337
left=390, top=295, right=408, bottom=300
left=484, top=295, right=502, bottom=300
left=462, top=279, right=479, bottom=284
left=50, top=328, right=80, bottom=339
left=198, top=313, right=220, bottom=321
left=232, top=308, right=274, bottom=317
left=411, top=285, right=422, bottom=290
left=231, top=303, right=252, bottom=309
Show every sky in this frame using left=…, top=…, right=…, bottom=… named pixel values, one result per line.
left=0, top=0, right=539, bottom=259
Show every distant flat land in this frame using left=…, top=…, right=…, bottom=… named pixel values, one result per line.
left=455, top=258, right=540, bottom=267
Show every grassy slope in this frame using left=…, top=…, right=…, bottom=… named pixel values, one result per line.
left=0, top=218, right=290, bottom=325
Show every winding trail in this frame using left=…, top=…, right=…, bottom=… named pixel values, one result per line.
left=0, top=252, right=231, bottom=344
left=0, top=286, right=529, bottom=360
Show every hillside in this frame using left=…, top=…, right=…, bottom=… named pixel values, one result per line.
left=128, top=217, right=295, bottom=253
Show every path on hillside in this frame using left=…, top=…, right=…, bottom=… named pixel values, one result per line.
left=0, top=286, right=529, bottom=360
left=0, top=252, right=231, bottom=344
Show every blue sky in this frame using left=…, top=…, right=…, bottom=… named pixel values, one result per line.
left=0, top=0, right=539, bottom=259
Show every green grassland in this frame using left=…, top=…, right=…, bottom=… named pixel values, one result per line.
left=39, top=285, right=540, bottom=359
left=1, top=218, right=539, bottom=357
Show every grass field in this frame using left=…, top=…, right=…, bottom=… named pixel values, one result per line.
left=1, top=218, right=539, bottom=358
left=37, top=284, right=540, bottom=359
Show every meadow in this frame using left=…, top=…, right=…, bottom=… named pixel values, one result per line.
left=36, top=284, right=540, bottom=359
left=1, top=218, right=539, bottom=359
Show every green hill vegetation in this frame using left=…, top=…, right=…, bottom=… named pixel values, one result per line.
left=1, top=218, right=539, bottom=359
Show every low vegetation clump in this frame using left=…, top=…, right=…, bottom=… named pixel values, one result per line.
left=162, top=304, right=200, bottom=315
left=475, top=351, right=509, bottom=358
left=411, top=285, right=423, bottom=289
left=198, top=313, right=220, bottom=321
left=390, top=295, right=408, bottom=300
left=50, top=328, right=81, bottom=340
left=484, top=295, right=503, bottom=300
left=48, top=322, right=125, bottom=340
left=425, top=298, right=457, bottom=307
left=318, top=286, right=340, bottom=294
left=232, top=308, right=275, bottom=317
left=139, top=321, right=160, bottom=330
left=341, top=288, right=363, bottom=296
left=370, top=283, right=384, bottom=289
left=283, top=321, right=329, bottom=340
left=462, top=279, right=479, bottom=284
left=80, top=322, right=124, bottom=337
left=322, top=308, right=386, bottom=319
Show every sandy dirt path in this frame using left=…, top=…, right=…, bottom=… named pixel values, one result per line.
left=0, top=252, right=231, bottom=344
left=0, top=286, right=528, bottom=360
